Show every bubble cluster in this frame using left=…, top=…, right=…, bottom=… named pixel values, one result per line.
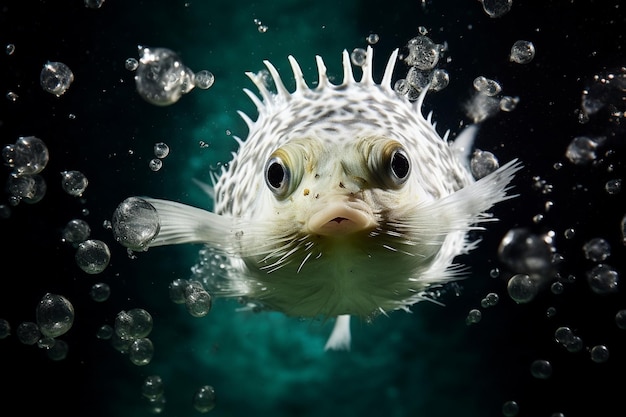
left=114, top=308, right=155, bottom=366
left=554, top=326, right=584, bottom=353
left=395, top=31, right=449, bottom=100
left=40, top=61, right=74, bottom=97
left=2, top=136, right=49, bottom=178
left=579, top=68, right=626, bottom=127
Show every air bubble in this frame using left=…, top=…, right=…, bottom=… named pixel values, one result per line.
left=75, top=239, right=111, bottom=274
left=36, top=293, right=74, bottom=338
left=40, top=61, right=74, bottom=97
left=509, top=40, right=535, bottom=64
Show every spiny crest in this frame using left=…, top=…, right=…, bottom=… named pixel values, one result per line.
left=240, top=46, right=428, bottom=118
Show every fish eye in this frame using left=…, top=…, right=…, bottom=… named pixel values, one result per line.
left=264, top=156, right=291, bottom=197
left=388, top=147, right=410, bottom=185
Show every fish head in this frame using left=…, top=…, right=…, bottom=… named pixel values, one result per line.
left=260, top=134, right=423, bottom=238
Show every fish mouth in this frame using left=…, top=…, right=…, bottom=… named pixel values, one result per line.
left=308, top=201, right=377, bottom=236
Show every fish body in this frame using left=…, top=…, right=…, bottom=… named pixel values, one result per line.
left=115, top=46, right=520, bottom=350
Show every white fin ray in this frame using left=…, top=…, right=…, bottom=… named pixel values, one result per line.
left=141, top=198, right=239, bottom=250
left=341, top=49, right=355, bottom=86
left=237, top=110, right=254, bottom=130
left=244, top=71, right=272, bottom=104
left=360, top=45, right=375, bottom=85
left=192, top=178, right=215, bottom=201
left=381, top=48, right=399, bottom=91
left=315, top=55, right=329, bottom=89
left=287, top=55, right=308, bottom=92
left=263, top=59, right=291, bottom=100
left=324, top=314, right=351, bottom=351
left=242, top=87, right=266, bottom=114
left=451, top=124, right=479, bottom=169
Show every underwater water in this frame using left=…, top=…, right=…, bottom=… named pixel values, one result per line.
left=0, top=1, right=625, bottom=416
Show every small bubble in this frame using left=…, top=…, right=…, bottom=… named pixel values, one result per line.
left=405, top=35, right=439, bottom=70
left=366, top=33, right=380, bottom=45
left=590, top=344, right=609, bottom=363
left=96, top=324, right=113, bottom=340
left=481, top=0, right=513, bottom=18
left=257, top=25, right=268, bottom=33
left=605, top=178, right=622, bottom=195
left=149, top=158, right=163, bottom=171
left=84, top=0, right=105, bottom=8
left=530, top=359, right=553, bottom=379
left=47, top=339, right=69, bottom=361
left=193, top=385, right=216, bottom=413
left=16, top=321, right=41, bottom=345
left=129, top=337, right=154, bottom=366
left=40, top=61, right=74, bottom=97
left=509, top=40, right=535, bottom=64
left=6, top=91, right=19, bottom=102
left=142, top=375, right=165, bottom=400
left=194, top=70, right=215, bottom=89
left=507, top=274, right=538, bottom=304
left=499, top=96, right=519, bottom=112
left=586, top=264, right=619, bottom=294
left=470, top=150, right=500, bottom=179
left=502, top=400, right=519, bottom=417
left=0, top=319, right=11, bottom=339
left=565, top=136, right=606, bottom=165
left=350, top=48, right=367, bottom=67
left=61, top=218, right=91, bottom=244
left=6, top=43, right=16, bottom=55
left=473, top=76, right=502, bottom=96
left=111, top=197, right=161, bottom=252
left=582, top=237, right=611, bottom=262
left=90, top=282, right=111, bottom=302
left=615, top=310, right=626, bottom=329
left=60, top=170, right=88, bottom=197
left=550, top=281, right=564, bottom=295
left=125, top=57, right=139, bottom=71
left=465, top=309, right=482, bottom=325
left=153, top=142, right=170, bottom=159
left=36, top=293, right=75, bottom=338
left=75, top=239, right=111, bottom=274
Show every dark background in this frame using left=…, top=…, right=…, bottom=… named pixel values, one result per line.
left=0, top=1, right=624, bottom=416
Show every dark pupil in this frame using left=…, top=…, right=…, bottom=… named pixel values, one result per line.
left=391, top=151, right=409, bottom=179
left=267, top=161, right=285, bottom=189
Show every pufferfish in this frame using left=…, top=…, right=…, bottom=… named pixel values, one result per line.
left=113, top=46, right=521, bottom=351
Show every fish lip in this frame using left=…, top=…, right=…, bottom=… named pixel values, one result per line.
left=308, top=200, right=377, bottom=236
